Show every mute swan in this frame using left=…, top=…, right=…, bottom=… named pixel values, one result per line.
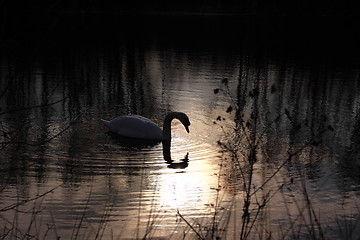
left=100, top=112, right=190, bottom=141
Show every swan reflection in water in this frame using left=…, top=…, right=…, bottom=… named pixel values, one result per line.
left=162, top=140, right=189, bottom=169
left=101, top=112, right=191, bottom=169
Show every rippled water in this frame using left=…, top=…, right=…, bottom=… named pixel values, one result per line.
left=1, top=16, right=360, bottom=239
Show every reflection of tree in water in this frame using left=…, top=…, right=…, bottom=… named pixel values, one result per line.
left=220, top=54, right=360, bottom=189
left=1, top=42, right=160, bottom=186
left=337, top=109, right=360, bottom=186
left=211, top=52, right=360, bottom=239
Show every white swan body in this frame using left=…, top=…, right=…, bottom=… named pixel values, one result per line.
left=100, top=112, right=190, bottom=141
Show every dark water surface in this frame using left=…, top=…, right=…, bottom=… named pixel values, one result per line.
left=1, top=16, right=360, bottom=239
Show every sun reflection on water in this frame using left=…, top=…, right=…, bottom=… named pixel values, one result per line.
left=156, top=149, right=220, bottom=216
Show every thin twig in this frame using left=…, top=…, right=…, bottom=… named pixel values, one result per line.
left=0, top=186, right=60, bottom=212
left=0, top=97, right=68, bottom=116
left=176, top=210, right=204, bottom=240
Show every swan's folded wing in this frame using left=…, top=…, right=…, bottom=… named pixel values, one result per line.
left=110, top=116, right=163, bottom=140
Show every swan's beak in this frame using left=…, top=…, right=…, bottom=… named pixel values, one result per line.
left=185, top=125, right=190, bottom=133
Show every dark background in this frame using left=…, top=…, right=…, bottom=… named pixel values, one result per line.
left=1, top=1, right=360, bottom=65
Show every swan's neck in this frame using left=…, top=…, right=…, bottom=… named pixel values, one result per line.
left=162, top=140, right=172, bottom=163
left=162, top=113, right=177, bottom=140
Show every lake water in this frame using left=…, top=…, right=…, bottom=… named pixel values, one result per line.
left=1, top=16, right=360, bottom=239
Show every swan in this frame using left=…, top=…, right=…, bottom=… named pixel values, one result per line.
left=100, top=112, right=190, bottom=141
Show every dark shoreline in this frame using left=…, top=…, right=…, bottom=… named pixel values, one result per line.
left=1, top=11, right=360, bottom=66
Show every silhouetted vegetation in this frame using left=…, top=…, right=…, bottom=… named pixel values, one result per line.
left=1, top=0, right=359, bottom=17
left=1, top=0, right=360, bottom=42
left=1, top=2, right=360, bottom=237
left=206, top=65, right=359, bottom=238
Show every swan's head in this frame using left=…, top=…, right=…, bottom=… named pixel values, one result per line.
left=163, top=112, right=191, bottom=140
left=176, top=112, right=190, bottom=133
left=166, top=112, right=190, bottom=133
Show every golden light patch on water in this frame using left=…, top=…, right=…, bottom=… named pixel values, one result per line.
left=157, top=166, right=217, bottom=213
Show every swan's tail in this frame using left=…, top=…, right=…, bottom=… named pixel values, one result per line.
left=100, top=119, right=111, bottom=129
